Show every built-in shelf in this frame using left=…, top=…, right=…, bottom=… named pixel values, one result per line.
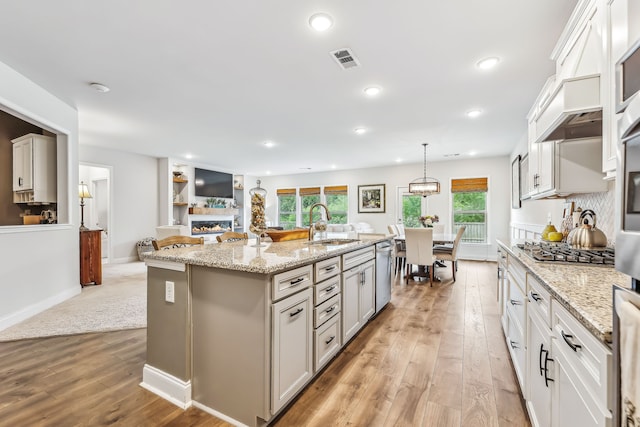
left=173, top=202, right=188, bottom=206
left=189, top=207, right=239, bottom=215
left=173, top=177, right=188, bottom=183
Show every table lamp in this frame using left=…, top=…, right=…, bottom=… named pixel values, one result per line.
left=79, top=181, right=92, bottom=231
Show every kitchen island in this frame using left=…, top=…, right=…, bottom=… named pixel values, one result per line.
left=142, top=236, right=390, bottom=427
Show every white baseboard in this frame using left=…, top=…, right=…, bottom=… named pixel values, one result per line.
left=0, top=286, right=80, bottom=332
left=191, top=401, right=249, bottom=427
left=112, top=255, right=140, bottom=264
left=140, top=364, right=192, bottom=409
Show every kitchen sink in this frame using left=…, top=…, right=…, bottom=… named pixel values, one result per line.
left=305, top=238, right=360, bottom=246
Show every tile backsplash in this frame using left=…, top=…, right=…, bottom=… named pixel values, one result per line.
left=566, top=180, right=616, bottom=246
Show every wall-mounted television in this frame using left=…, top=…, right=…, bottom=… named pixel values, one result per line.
left=194, top=168, right=234, bottom=198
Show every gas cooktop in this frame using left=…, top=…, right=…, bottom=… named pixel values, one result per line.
left=516, top=241, right=615, bottom=267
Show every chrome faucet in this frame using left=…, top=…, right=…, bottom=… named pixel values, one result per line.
left=308, top=203, right=332, bottom=241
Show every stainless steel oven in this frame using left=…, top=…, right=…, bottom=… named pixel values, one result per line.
left=615, top=78, right=640, bottom=427
left=616, top=93, right=640, bottom=280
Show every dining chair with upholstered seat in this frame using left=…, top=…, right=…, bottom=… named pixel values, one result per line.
left=216, top=231, right=249, bottom=243
left=152, top=235, right=205, bottom=250
left=388, top=224, right=406, bottom=274
left=404, top=227, right=436, bottom=286
left=433, top=226, right=466, bottom=282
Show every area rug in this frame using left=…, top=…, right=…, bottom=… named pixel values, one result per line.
left=0, top=262, right=147, bottom=342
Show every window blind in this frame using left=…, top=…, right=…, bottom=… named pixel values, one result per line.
left=276, top=188, right=296, bottom=196
left=299, top=187, right=321, bottom=196
left=323, top=185, right=348, bottom=195
left=451, top=177, right=488, bottom=193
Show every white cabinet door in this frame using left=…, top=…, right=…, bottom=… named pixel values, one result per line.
left=359, top=259, right=375, bottom=322
left=271, top=288, right=313, bottom=413
left=342, top=266, right=362, bottom=343
left=527, top=309, right=553, bottom=427
left=12, top=138, right=33, bottom=191
left=553, top=347, right=612, bottom=427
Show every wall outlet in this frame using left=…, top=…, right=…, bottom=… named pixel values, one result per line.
left=165, top=281, right=175, bottom=303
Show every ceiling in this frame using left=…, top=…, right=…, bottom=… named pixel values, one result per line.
left=0, top=1, right=577, bottom=176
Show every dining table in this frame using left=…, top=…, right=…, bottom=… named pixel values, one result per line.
left=394, top=232, right=457, bottom=281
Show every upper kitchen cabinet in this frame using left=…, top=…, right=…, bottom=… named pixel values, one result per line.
left=12, top=133, right=57, bottom=204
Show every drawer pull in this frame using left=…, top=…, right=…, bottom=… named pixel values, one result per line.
left=509, top=340, right=519, bottom=349
left=324, top=285, right=337, bottom=293
left=543, top=352, right=554, bottom=388
left=289, top=277, right=305, bottom=286
left=539, top=343, right=545, bottom=376
left=529, top=291, right=542, bottom=302
left=289, top=307, right=304, bottom=317
left=510, top=299, right=522, bottom=306
left=324, top=265, right=337, bottom=272
left=325, top=335, right=335, bottom=345
left=325, top=305, right=336, bottom=314
left=560, top=330, right=582, bottom=352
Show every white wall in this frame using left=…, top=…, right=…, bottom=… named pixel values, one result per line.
left=79, top=145, right=160, bottom=262
left=0, top=60, right=80, bottom=330
left=259, top=155, right=512, bottom=261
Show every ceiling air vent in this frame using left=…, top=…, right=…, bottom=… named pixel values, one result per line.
left=330, top=48, right=360, bottom=70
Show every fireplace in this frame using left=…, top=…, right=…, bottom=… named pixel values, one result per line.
left=191, top=220, right=232, bottom=235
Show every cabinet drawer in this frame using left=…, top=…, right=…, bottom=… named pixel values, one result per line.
left=507, top=271, right=527, bottom=336
left=506, top=308, right=527, bottom=395
left=551, top=301, right=612, bottom=409
left=314, top=314, right=341, bottom=372
left=314, top=294, right=340, bottom=328
left=272, top=265, right=313, bottom=301
left=507, top=256, right=526, bottom=293
left=315, top=256, right=341, bottom=283
left=315, top=275, right=340, bottom=306
left=527, top=273, right=551, bottom=328
left=342, top=246, right=375, bottom=270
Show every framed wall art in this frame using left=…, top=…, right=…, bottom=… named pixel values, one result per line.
left=358, top=184, right=385, bottom=213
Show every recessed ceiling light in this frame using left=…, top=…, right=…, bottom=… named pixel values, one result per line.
left=395, top=158, right=403, bottom=163
left=309, top=13, right=333, bottom=32
left=331, top=164, right=337, bottom=169
left=476, top=57, right=500, bottom=70
left=444, top=153, right=460, bottom=158
left=354, top=127, right=366, bottom=135
left=266, top=170, right=272, bottom=175
left=469, top=151, right=477, bottom=156
left=263, top=141, right=275, bottom=148
left=364, top=86, right=381, bottom=97
left=89, top=82, right=110, bottom=93
left=185, top=153, right=193, bottom=159
left=466, top=109, right=482, bottom=118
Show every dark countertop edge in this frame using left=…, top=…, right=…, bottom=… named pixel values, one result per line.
left=496, top=238, right=629, bottom=346
left=144, top=237, right=391, bottom=275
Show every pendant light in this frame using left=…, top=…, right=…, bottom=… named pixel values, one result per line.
left=409, top=143, right=440, bottom=197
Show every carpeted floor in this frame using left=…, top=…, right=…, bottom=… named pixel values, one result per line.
left=0, top=262, right=147, bottom=342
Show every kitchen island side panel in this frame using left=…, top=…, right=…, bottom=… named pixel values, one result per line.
left=191, top=266, right=271, bottom=426
left=146, top=266, right=191, bottom=381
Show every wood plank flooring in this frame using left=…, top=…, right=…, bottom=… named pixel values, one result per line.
left=0, top=260, right=529, bottom=426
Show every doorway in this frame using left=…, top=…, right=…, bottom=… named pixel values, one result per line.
left=79, top=164, right=112, bottom=263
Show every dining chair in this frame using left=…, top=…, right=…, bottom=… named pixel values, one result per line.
left=433, top=226, right=466, bottom=282
left=153, top=235, right=205, bottom=250
left=216, top=231, right=249, bottom=243
left=387, top=225, right=406, bottom=274
left=404, top=227, right=436, bottom=286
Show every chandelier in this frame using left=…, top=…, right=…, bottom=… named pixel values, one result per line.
left=409, top=143, right=440, bottom=197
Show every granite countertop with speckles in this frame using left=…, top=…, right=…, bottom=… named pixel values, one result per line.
left=144, top=235, right=393, bottom=275
left=497, top=239, right=632, bottom=345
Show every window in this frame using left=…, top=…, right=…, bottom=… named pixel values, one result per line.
left=451, top=177, right=488, bottom=243
left=277, top=188, right=297, bottom=230
left=324, top=186, right=348, bottom=224
left=300, top=187, right=321, bottom=227
left=276, top=185, right=349, bottom=228
left=397, top=187, right=428, bottom=227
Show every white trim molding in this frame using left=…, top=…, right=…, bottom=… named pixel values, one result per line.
left=140, top=364, right=192, bottom=410
left=0, top=286, right=79, bottom=331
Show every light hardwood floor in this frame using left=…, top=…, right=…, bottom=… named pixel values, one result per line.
left=0, top=260, right=529, bottom=426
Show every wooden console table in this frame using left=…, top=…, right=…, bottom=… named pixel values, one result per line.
left=80, top=229, right=102, bottom=286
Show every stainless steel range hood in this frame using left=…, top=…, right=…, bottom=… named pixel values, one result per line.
left=533, top=74, right=602, bottom=143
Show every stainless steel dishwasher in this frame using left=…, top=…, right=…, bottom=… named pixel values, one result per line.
left=375, top=240, right=392, bottom=313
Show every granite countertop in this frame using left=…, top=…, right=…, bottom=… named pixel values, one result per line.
left=144, top=235, right=393, bottom=275
left=496, top=238, right=631, bottom=345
